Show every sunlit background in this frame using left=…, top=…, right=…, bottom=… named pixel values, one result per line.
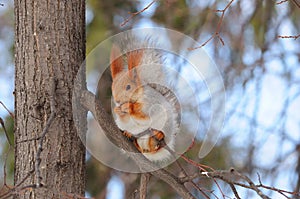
left=1, top=0, right=300, bottom=198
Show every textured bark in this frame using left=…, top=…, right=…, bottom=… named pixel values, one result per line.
left=14, top=0, right=86, bottom=198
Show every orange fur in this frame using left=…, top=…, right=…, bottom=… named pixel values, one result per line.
left=128, top=102, right=149, bottom=120
left=110, top=45, right=123, bottom=79
left=148, top=130, right=165, bottom=153
left=122, top=129, right=166, bottom=154
left=127, top=50, right=143, bottom=79
left=152, top=130, right=165, bottom=141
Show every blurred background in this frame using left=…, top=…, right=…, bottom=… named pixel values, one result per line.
left=1, top=0, right=300, bottom=198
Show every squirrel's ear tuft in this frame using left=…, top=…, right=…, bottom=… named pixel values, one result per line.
left=127, top=50, right=143, bottom=79
left=110, top=45, right=123, bottom=79
left=127, top=50, right=143, bottom=71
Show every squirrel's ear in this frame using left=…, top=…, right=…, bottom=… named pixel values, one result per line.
left=127, top=50, right=143, bottom=79
left=110, top=45, right=123, bottom=79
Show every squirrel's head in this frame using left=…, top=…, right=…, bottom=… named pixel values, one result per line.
left=110, top=45, right=144, bottom=105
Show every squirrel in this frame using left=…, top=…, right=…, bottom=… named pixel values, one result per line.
left=110, top=35, right=181, bottom=161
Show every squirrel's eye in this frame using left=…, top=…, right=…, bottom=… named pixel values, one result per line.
left=126, top=84, right=131, bottom=90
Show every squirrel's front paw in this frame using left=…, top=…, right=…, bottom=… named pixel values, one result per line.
left=114, top=104, right=129, bottom=116
left=120, top=102, right=131, bottom=113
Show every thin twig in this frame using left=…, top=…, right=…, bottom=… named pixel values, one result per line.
left=229, top=183, right=241, bottom=199
left=17, top=136, right=42, bottom=143
left=180, top=154, right=215, bottom=172
left=236, top=171, right=270, bottom=199
left=0, top=145, right=13, bottom=198
left=1, top=184, right=38, bottom=199
left=276, top=0, right=289, bottom=4
left=257, top=173, right=299, bottom=198
left=0, top=117, right=12, bottom=146
left=165, top=145, right=211, bottom=199
left=0, top=169, right=35, bottom=199
left=120, top=0, right=157, bottom=27
left=188, top=181, right=211, bottom=199
left=203, top=169, right=271, bottom=199
left=189, top=0, right=234, bottom=50
left=276, top=0, right=300, bottom=10
left=15, top=169, right=35, bottom=187
left=3, top=145, right=12, bottom=186
left=0, top=101, right=14, bottom=118
left=179, top=155, right=227, bottom=198
left=179, top=172, right=200, bottom=183
left=277, top=34, right=300, bottom=40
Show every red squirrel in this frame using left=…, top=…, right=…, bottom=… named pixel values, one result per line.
left=110, top=35, right=180, bottom=161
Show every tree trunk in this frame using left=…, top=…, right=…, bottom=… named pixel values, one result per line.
left=14, top=0, right=86, bottom=198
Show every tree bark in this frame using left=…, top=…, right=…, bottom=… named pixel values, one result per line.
left=14, top=0, right=86, bottom=198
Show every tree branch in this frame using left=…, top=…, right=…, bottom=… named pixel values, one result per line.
left=139, top=173, right=150, bottom=199
left=177, top=167, right=299, bottom=198
left=291, top=0, right=300, bottom=8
